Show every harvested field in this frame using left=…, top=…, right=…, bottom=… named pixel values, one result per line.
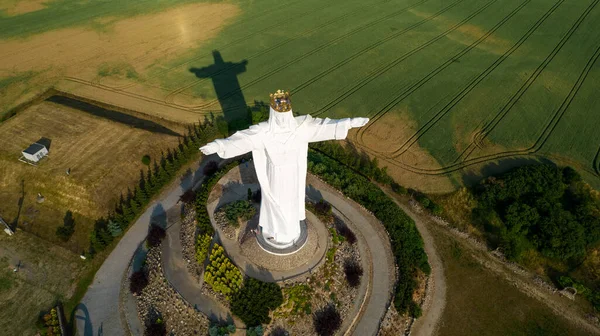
left=2, top=0, right=600, bottom=191
left=0, top=98, right=181, bottom=251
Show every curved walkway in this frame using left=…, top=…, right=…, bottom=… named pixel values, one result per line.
left=76, top=156, right=401, bottom=336
left=306, top=175, right=396, bottom=336
left=75, top=159, right=213, bottom=336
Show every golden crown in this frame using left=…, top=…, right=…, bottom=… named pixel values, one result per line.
left=269, top=89, right=292, bottom=112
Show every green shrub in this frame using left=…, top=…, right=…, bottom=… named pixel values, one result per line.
left=209, top=323, right=236, bottom=336
left=283, top=284, right=312, bottom=316
left=231, top=278, right=283, bottom=326
left=246, top=325, right=264, bottom=336
left=223, top=200, right=256, bottom=227
left=142, top=155, right=151, bottom=165
left=204, top=244, right=243, bottom=297
left=195, top=233, right=212, bottom=265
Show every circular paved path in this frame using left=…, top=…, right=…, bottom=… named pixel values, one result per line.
left=76, top=157, right=400, bottom=336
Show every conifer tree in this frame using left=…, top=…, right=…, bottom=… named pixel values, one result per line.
left=108, top=220, right=122, bottom=237
left=129, top=198, right=140, bottom=216
left=98, top=227, right=113, bottom=246
left=134, top=186, right=147, bottom=206
left=90, top=230, right=106, bottom=252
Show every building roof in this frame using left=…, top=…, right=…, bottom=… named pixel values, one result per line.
left=23, top=143, right=46, bottom=155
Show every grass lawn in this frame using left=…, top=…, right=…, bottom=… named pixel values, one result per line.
left=430, top=223, right=590, bottom=335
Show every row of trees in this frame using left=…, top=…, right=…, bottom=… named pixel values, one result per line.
left=309, top=141, right=393, bottom=185
left=87, top=118, right=221, bottom=256
left=307, top=149, right=429, bottom=317
left=193, top=161, right=240, bottom=266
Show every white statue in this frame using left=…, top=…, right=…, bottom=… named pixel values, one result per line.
left=200, top=90, right=368, bottom=248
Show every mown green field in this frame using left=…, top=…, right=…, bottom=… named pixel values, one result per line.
left=1, top=0, right=599, bottom=190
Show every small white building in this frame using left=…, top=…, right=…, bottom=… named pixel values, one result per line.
left=22, top=142, right=48, bottom=163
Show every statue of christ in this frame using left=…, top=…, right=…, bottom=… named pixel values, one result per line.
left=200, top=90, right=368, bottom=248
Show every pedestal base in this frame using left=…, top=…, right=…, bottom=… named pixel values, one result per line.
left=256, top=220, right=309, bottom=256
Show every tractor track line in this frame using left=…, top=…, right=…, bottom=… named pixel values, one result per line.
left=458, top=0, right=600, bottom=163
left=310, top=0, right=501, bottom=118
left=163, top=0, right=395, bottom=104
left=169, top=0, right=461, bottom=111
left=354, top=0, right=530, bottom=146
left=383, top=0, right=566, bottom=159
left=353, top=37, right=600, bottom=175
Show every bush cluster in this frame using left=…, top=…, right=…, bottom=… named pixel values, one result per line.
left=343, top=258, right=363, bottom=288
left=309, top=141, right=393, bottom=185
left=308, top=149, right=428, bottom=316
left=208, top=323, right=236, bottom=336
left=195, top=233, right=212, bottom=265
left=282, top=284, right=312, bottom=316
left=129, top=269, right=149, bottom=295
left=246, top=325, right=264, bottom=336
left=146, top=224, right=165, bottom=248
left=313, top=303, right=341, bottom=336
left=39, top=307, right=63, bottom=336
left=231, top=278, right=283, bottom=326
left=195, top=161, right=239, bottom=237
left=334, top=220, right=356, bottom=244
left=204, top=244, right=243, bottom=297
left=409, top=190, right=443, bottom=216
left=474, top=164, right=600, bottom=261
left=87, top=119, right=221, bottom=257
left=223, top=200, right=256, bottom=227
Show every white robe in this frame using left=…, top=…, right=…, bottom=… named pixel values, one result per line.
left=213, top=108, right=353, bottom=244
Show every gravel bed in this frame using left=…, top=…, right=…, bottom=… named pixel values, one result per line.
left=134, top=247, right=209, bottom=335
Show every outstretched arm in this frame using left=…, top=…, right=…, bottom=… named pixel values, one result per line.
left=200, top=127, right=262, bottom=158
left=305, top=116, right=369, bottom=143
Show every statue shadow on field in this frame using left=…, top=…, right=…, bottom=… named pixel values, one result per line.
left=460, top=156, right=555, bottom=186
left=190, top=50, right=251, bottom=133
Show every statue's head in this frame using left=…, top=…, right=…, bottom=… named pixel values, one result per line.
left=269, top=89, right=292, bottom=113
left=269, top=90, right=295, bottom=130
